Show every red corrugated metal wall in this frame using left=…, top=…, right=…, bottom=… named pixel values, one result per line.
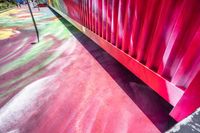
left=49, top=0, right=200, bottom=121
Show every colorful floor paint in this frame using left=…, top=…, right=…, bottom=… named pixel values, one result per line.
left=0, top=6, right=175, bottom=133
left=0, top=6, right=73, bottom=106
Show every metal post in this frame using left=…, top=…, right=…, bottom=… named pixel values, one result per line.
left=26, top=0, right=39, bottom=43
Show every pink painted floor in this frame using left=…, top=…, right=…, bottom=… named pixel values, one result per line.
left=0, top=7, right=176, bottom=133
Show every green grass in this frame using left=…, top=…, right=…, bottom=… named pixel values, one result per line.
left=0, top=0, right=15, bottom=11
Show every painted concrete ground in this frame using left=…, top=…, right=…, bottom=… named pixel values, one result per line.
left=0, top=6, right=175, bottom=133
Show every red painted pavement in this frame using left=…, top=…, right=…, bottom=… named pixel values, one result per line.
left=0, top=7, right=175, bottom=133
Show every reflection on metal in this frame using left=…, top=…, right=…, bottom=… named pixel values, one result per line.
left=48, top=0, right=200, bottom=121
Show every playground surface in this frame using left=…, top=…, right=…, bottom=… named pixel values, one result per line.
left=0, top=6, right=175, bottom=133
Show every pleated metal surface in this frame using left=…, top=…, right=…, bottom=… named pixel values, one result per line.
left=48, top=0, right=200, bottom=121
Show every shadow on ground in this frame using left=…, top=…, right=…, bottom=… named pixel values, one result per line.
left=49, top=8, right=176, bottom=132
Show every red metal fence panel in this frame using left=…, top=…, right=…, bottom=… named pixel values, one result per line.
left=48, top=0, right=200, bottom=121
